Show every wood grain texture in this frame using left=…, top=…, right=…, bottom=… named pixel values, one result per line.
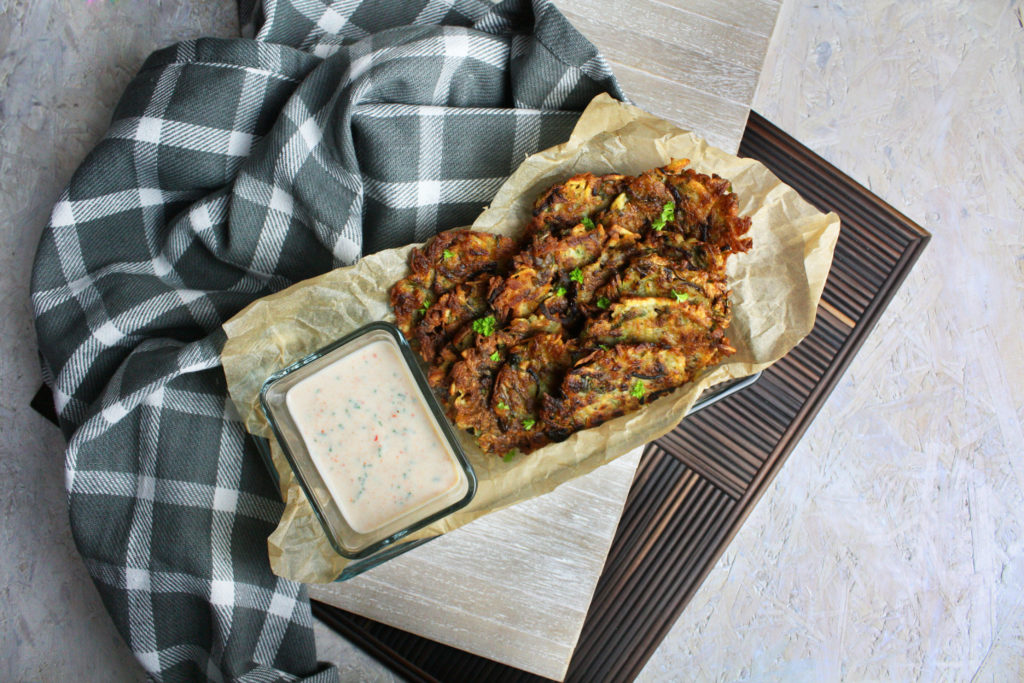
left=0, top=0, right=780, bottom=680
left=311, top=448, right=643, bottom=681
left=553, top=0, right=779, bottom=152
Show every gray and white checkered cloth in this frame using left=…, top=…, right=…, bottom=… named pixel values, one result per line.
left=30, top=0, right=621, bottom=680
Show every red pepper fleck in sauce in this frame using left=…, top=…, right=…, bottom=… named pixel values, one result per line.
left=285, top=339, right=464, bottom=534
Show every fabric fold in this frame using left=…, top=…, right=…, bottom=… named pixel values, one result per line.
left=30, top=0, right=622, bottom=680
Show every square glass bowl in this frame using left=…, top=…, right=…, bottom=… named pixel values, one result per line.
left=260, top=321, right=477, bottom=560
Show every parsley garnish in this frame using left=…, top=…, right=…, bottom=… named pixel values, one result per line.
left=522, top=418, right=536, bottom=431
left=555, top=286, right=567, bottom=297
left=497, top=401, right=510, bottom=411
left=442, top=249, right=453, bottom=259
left=598, top=344, right=609, bottom=350
left=672, top=290, right=690, bottom=302
left=418, top=302, right=429, bottom=315
left=630, top=380, right=646, bottom=399
left=490, top=351, right=501, bottom=362
left=596, top=296, right=610, bottom=309
left=503, top=450, right=518, bottom=462
left=581, top=216, right=596, bottom=230
left=472, top=315, right=497, bottom=336
left=570, top=268, right=584, bottom=284
left=651, top=201, right=675, bottom=231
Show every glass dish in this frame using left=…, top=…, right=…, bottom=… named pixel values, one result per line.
left=260, top=321, right=477, bottom=560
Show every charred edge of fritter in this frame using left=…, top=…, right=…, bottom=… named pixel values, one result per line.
left=524, top=173, right=627, bottom=238
left=414, top=277, right=489, bottom=363
left=429, top=231, right=519, bottom=292
left=390, top=278, right=434, bottom=343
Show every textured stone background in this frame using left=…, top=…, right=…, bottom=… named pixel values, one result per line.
left=638, top=1, right=1024, bottom=680
left=1, top=4, right=229, bottom=680
left=2, top=0, right=1022, bottom=680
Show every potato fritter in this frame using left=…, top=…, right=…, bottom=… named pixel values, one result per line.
left=525, top=172, right=627, bottom=238
left=415, top=276, right=489, bottom=363
left=541, top=341, right=726, bottom=434
left=389, top=159, right=752, bottom=456
left=390, top=229, right=518, bottom=342
left=490, top=222, right=607, bottom=320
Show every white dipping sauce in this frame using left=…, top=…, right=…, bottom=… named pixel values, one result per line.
left=285, top=339, right=464, bottom=534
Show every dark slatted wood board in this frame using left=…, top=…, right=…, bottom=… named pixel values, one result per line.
left=314, top=110, right=931, bottom=682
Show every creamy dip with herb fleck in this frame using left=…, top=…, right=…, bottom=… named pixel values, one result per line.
left=285, top=339, right=464, bottom=534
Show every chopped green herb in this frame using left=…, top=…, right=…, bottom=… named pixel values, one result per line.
left=418, top=302, right=429, bottom=315
left=596, top=296, right=610, bottom=309
left=630, top=380, right=646, bottom=399
left=555, top=286, right=567, bottom=297
left=490, top=351, right=501, bottom=362
left=598, top=344, right=609, bottom=350
left=581, top=216, right=596, bottom=230
left=651, top=201, right=676, bottom=231
left=522, top=418, right=536, bottom=431
left=503, top=450, right=518, bottom=462
left=672, top=290, right=690, bottom=302
left=472, top=315, right=497, bottom=336
left=728, top=182, right=734, bottom=193
left=570, top=268, right=584, bottom=284
left=497, top=401, right=510, bottom=411
left=442, top=249, right=453, bottom=260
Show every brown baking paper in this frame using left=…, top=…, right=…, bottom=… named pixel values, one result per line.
left=221, top=94, right=840, bottom=583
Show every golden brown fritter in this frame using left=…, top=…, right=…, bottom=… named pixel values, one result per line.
left=484, top=333, right=576, bottom=453
left=391, top=229, right=518, bottom=341
left=598, top=158, right=752, bottom=252
left=573, top=224, right=642, bottom=310
left=428, top=313, right=563, bottom=394
left=592, top=251, right=730, bottom=321
left=541, top=343, right=724, bottom=433
left=490, top=223, right=606, bottom=320
left=415, top=276, right=489, bottom=363
left=525, top=172, right=627, bottom=238
left=447, top=345, right=503, bottom=442
left=582, top=296, right=717, bottom=348
left=389, top=159, right=752, bottom=457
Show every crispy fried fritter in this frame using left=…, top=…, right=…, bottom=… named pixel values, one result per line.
left=447, top=345, right=503, bottom=442
left=489, top=333, right=574, bottom=436
left=443, top=315, right=564, bottom=426
left=594, top=252, right=728, bottom=313
left=525, top=173, right=627, bottom=238
left=415, top=276, right=489, bottom=363
left=599, top=158, right=751, bottom=252
left=582, top=296, right=718, bottom=348
left=541, top=342, right=723, bottom=433
left=389, top=159, right=752, bottom=457
left=477, top=333, right=575, bottom=454
left=429, top=313, right=563, bottom=393
left=391, top=229, right=518, bottom=341
left=490, top=223, right=606, bottom=320
left=574, top=224, right=642, bottom=309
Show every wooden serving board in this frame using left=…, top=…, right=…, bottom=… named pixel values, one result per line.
left=311, top=111, right=931, bottom=681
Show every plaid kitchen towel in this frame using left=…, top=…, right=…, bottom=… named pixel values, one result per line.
left=30, top=0, right=622, bottom=680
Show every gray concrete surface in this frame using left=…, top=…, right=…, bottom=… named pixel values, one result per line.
left=0, top=3, right=233, bottom=681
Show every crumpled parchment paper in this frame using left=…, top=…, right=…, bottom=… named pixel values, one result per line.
left=221, top=94, right=841, bottom=583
